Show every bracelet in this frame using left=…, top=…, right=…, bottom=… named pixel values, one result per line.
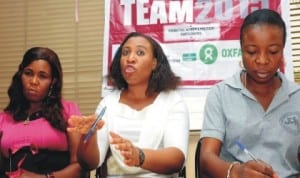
left=226, top=161, right=240, bottom=178
left=135, top=147, right=145, bottom=167
left=45, top=172, right=55, bottom=178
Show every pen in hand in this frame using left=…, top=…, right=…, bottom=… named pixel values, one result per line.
left=235, top=140, right=258, bottom=161
left=83, top=106, right=107, bottom=143
left=235, top=140, right=280, bottom=178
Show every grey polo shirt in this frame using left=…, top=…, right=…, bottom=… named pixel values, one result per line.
left=201, top=71, right=300, bottom=178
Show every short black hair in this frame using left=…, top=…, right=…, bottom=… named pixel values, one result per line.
left=240, top=9, right=286, bottom=46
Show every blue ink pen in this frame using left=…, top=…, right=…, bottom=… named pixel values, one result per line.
left=83, top=106, right=107, bottom=143
left=235, top=140, right=258, bottom=161
left=235, top=140, right=280, bottom=178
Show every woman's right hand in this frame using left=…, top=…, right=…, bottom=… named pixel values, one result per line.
left=231, top=160, right=278, bottom=178
left=67, top=115, right=105, bottom=135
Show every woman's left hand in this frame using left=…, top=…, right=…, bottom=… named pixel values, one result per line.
left=67, top=114, right=105, bottom=135
left=110, top=131, right=140, bottom=167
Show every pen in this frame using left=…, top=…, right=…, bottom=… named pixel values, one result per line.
left=83, top=106, right=107, bottom=143
left=235, top=140, right=258, bottom=161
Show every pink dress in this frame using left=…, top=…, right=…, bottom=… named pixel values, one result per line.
left=0, top=100, right=81, bottom=177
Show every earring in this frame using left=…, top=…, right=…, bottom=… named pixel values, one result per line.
left=239, top=61, right=245, bottom=70
left=48, top=85, right=53, bottom=97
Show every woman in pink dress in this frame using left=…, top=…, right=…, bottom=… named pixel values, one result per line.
left=0, top=47, right=86, bottom=178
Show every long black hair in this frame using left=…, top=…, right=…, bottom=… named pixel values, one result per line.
left=4, top=47, right=66, bottom=131
left=109, top=32, right=181, bottom=96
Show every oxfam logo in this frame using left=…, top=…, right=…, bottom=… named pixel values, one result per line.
left=199, top=44, right=218, bottom=64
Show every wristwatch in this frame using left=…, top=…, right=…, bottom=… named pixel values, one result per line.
left=136, top=147, right=145, bottom=167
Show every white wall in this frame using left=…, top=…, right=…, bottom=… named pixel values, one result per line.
left=183, top=96, right=206, bottom=131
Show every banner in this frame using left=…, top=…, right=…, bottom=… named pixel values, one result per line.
left=102, top=0, right=293, bottom=95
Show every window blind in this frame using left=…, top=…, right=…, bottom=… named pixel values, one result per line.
left=0, top=0, right=104, bottom=115
left=290, top=1, right=300, bottom=83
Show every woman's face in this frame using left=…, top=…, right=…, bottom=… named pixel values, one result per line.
left=241, top=24, right=284, bottom=84
left=21, top=59, right=53, bottom=103
left=120, top=36, right=157, bottom=86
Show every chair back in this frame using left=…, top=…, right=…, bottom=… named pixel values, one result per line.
left=178, top=166, right=186, bottom=178
left=195, top=140, right=202, bottom=178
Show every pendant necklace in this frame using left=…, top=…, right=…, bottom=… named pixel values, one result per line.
left=24, top=111, right=43, bottom=125
left=24, top=115, right=30, bottom=125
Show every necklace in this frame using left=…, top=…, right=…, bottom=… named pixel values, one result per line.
left=242, top=71, right=247, bottom=89
left=24, top=111, right=43, bottom=125
left=24, top=116, right=30, bottom=125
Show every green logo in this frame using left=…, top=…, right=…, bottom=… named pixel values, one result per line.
left=199, top=44, right=218, bottom=64
left=182, top=53, right=197, bottom=61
